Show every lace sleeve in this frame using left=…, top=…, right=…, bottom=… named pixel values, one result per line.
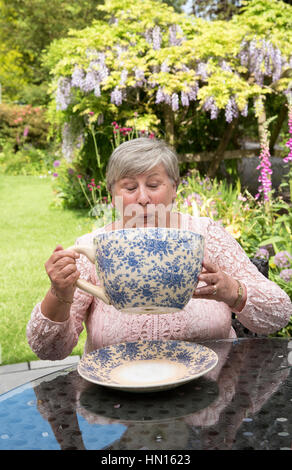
left=26, top=253, right=94, bottom=360
left=205, top=218, right=292, bottom=335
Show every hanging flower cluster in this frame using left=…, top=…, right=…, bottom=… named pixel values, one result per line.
left=238, top=39, right=283, bottom=86
left=52, top=1, right=292, bottom=135
left=255, top=126, right=273, bottom=202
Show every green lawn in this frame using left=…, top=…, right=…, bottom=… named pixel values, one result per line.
left=0, top=175, right=93, bottom=365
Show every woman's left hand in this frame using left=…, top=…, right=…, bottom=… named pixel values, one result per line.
left=193, top=259, right=239, bottom=307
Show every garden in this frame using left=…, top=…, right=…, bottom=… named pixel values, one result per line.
left=0, top=0, right=292, bottom=365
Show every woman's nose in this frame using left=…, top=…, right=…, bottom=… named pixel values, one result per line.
left=136, top=186, right=151, bottom=205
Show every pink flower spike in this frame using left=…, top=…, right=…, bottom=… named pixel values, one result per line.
left=88, top=111, right=94, bottom=116
left=77, top=175, right=82, bottom=179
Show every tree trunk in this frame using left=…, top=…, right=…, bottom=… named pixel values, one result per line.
left=163, top=104, right=175, bottom=146
left=254, top=96, right=267, bottom=143
left=269, top=104, right=288, bottom=154
left=207, top=117, right=239, bottom=178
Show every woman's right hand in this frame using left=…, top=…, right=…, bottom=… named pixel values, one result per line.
left=45, top=245, right=80, bottom=303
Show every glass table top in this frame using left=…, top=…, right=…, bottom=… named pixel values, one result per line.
left=0, top=338, right=291, bottom=451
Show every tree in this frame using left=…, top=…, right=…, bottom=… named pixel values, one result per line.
left=0, top=0, right=106, bottom=102
left=192, top=0, right=242, bottom=20
left=45, top=0, right=292, bottom=176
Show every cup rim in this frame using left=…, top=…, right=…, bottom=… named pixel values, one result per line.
left=94, top=226, right=204, bottom=240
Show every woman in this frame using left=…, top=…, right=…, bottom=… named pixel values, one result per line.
left=27, top=138, right=292, bottom=359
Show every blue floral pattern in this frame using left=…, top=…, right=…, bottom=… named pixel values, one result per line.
left=77, top=340, right=218, bottom=392
left=93, top=228, right=204, bottom=314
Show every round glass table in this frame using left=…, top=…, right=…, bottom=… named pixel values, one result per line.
left=0, top=338, right=291, bottom=451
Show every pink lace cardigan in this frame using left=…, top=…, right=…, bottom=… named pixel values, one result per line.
left=27, top=214, right=292, bottom=360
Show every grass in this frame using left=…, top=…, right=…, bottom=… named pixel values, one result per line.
left=0, top=175, right=94, bottom=365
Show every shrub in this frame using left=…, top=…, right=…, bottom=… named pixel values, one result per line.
left=0, top=103, right=49, bottom=151
left=0, top=142, right=56, bottom=176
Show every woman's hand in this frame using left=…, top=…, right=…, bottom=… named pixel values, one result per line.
left=45, top=245, right=80, bottom=303
left=193, top=259, right=240, bottom=308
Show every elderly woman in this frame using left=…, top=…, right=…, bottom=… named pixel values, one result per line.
left=27, top=138, right=292, bottom=360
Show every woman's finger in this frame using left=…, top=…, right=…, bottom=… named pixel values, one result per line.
left=202, top=259, right=218, bottom=273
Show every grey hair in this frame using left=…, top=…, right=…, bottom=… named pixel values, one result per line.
left=106, top=137, right=180, bottom=192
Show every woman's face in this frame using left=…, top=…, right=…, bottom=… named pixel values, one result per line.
left=111, top=163, right=177, bottom=228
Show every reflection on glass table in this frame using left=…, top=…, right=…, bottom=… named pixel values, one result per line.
left=0, top=338, right=291, bottom=450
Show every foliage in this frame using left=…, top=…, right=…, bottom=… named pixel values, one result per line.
left=0, top=0, right=184, bottom=103
left=43, top=0, right=292, bottom=179
left=0, top=104, right=49, bottom=150
left=0, top=175, right=91, bottom=364
left=0, top=45, right=28, bottom=102
left=0, top=143, right=56, bottom=176
left=0, top=0, right=106, bottom=101
left=191, top=0, right=243, bottom=20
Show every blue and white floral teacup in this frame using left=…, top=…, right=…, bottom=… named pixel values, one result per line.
left=69, top=228, right=204, bottom=315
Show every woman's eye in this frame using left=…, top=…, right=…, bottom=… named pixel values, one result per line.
left=126, top=187, right=136, bottom=191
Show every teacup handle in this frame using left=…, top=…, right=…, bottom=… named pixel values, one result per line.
left=67, top=245, right=111, bottom=305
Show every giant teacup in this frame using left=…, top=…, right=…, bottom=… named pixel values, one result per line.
left=69, top=228, right=204, bottom=314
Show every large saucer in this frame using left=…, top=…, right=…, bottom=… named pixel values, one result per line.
left=77, top=340, right=218, bottom=393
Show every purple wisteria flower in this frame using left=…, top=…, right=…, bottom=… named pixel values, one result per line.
left=161, top=61, right=170, bottom=73
left=120, top=69, right=128, bottom=85
left=111, top=87, right=123, bottom=106
left=155, top=87, right=171, bottom=105
left=56, top=77, right=72, bottom=111
left=188, top=84, right=199, bottom=102
left=171, top=93, right=179, bottom=112
left=71, top=66, right=85, bottom=88
left=152, top=26, right=162, bottom=50
left=181, top=91, right=189, bottom=107
left=238, top=39, right=283, bottom=86
left=134, top=68, right=145, bottom=86
left=168, top=25, right=184, bottom=46
left=274, top=251, right=292, bottom=269
left=197, top=62, right=208, bottom=81
left=225, top=97, right=238, bottom=123
left=203, top=97, right=219, bottom=120
left=279, top=268, right=292, bottom=283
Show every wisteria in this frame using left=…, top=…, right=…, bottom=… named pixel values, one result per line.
left=111, top=87, right=123, bottom=106
left=197, top=62, right=209, bottom=81
left=155, top=87, right=171, bottom=105
left=152, top=26, right=162, bottom=50
left=238, top=39, right=283, bottom=86
left=70, top=54, right=109, bottom=98
left=61, top=122, right=83, bottom=162
left=181, top=91, right=189, bottom=107
left=171, top=93, right=179, bottom=112
left=54, top=19, right=290, bottom=129
left=283, top=103, right=292, bottom=163
left=134, top=68, right=145, bottom=86
left=203, top=97, right=219, bottom=120
left=255, top=127, right=273, bottom=202
left=225, top=97, right=239, bottom=123
left=56, top=77, right=72, bottom=111
left=168, top=25, right=184, bottom=46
